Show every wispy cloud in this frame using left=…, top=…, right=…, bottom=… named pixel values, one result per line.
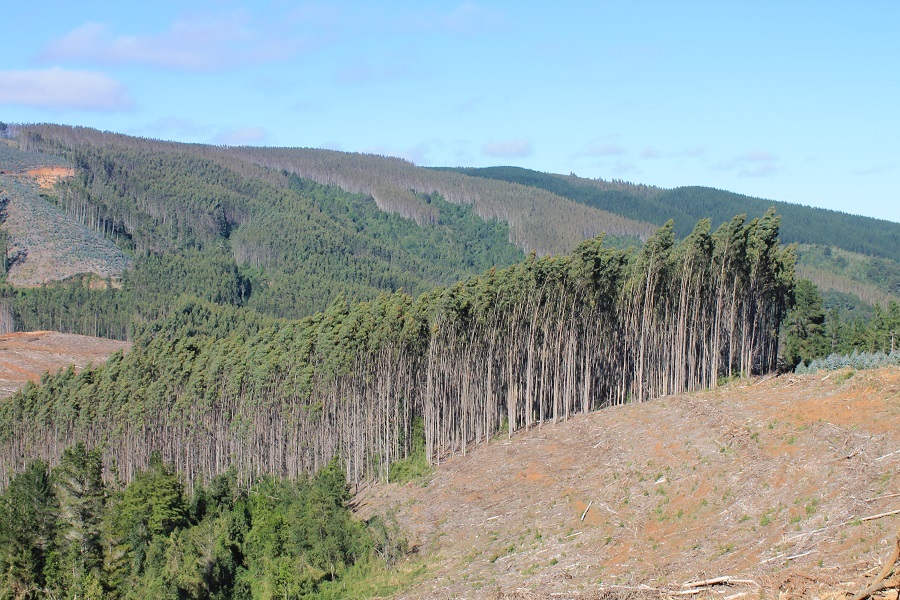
left=714, top=150, right=778, bottom=177
left=397, top=2, right=506, bottom=35
left=482, top=139, right=532, bottom=158
left=38, top=13, right=313, bottom=71
left=213, top=127, right=268, bottom=146
left=455, top=96, right=483, bottom=115
left=849, top=163, right=893, bottom=176
left=336, top=57, right=423, bottom=85
left=0, top=68, right=131, bottom=110
left=583, top=141, right=627, bottom=157
left=640, top=145, right=706, bottom=159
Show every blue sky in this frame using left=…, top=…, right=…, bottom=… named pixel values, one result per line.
left=2, top=1, right=898, bottom=223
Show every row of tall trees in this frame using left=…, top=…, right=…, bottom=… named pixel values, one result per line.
left=0, top=212, right=794, bottom=490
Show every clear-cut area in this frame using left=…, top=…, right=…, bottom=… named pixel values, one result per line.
left=0, top=331, right=129, bottom=398
left=357, top=368, right=900, bottom=599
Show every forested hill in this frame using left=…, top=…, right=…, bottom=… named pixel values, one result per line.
left=445, top=166, right=900, bottom=260
left=15, top=125, right=655, bottom=256
left=1, top=127, right=535, bottom=329
left=0, top=211, right=794, bottom=491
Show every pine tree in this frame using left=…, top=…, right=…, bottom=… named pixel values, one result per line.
left=784, top=279, right=827, bottom=368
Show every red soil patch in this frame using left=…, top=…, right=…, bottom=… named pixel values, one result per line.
left=25, top=166, right=74, bottom=189
left=0, top=331, right=129, bottom=398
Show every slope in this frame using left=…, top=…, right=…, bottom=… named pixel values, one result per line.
left=0, top=143, right=130, bottom=287
left=17, top=125, right=656, bottom=258
left=357, top=367, right=900, bottom=599
left=2, top=126, right=528, bottom=326
left=450, top=166, right=900, bottom=260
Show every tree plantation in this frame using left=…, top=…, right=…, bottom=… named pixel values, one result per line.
left=0, top=211, right=794, bottom=492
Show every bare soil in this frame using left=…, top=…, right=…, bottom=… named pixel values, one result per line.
left=25, top=166, right=75, bottom=189
left=0, top=331, right=129, bottom=398
left=357, top=368, right=900, bottom=599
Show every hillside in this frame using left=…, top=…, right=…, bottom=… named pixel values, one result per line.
left=4, top=125, right=897, bottom=339
left=0, top=143, right=130, bottom=287
left=446, top=166, right=900, bottom=260
left=444, top=166, right=900, bottom=319
left=16, top=124, right=655, bottom=257
left=357, top=367, right=900, bottom=599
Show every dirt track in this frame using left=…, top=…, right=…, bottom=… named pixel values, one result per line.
left=357, top=368, right=900, bottom=599
left=0, top=331, right=129, bottom=398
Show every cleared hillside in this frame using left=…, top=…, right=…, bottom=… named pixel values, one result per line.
left=0, top=173, right=131, bottom=286
left=0, top=330, right=129, bottom=398
left=358, top=368, right=900, bottom=599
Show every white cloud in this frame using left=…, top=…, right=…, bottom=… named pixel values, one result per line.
left=213, top=127, right=268, bottom=146
left=0, top=68, right=131, bottom=110
left=39, top=14, right=311, bottom=71
left=482, top=139, right=533, bottom=158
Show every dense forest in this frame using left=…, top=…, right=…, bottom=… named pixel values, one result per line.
left=0, top=447, right=407, bottom=599
left=782, top=278, right=900, bottom=369
left=0, top=211, right=794, bottom=492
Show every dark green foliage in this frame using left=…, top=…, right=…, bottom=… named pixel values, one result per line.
left=0, top=450, right=380, bottom=599
left=783, top=279, right=828, bottom=368
left=782, top=279, right=900, bottom=368
left=5, top=277, right=133, bottom=339
left=51, top=443, right=106, bottom=597
left=0, top=461, right=57, bottom=598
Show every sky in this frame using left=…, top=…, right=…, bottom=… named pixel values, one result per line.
left=1, top=1, right=898, bottom=223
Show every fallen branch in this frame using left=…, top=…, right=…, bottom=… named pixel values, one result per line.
left=682, top=576, right=733, bottom=588
left=851, top=527, right=900, bottom=600
left=860, top=509, right=900, bottom=522
left=866, top=492, right=900, bottom=502
left=875, top=449, right=900, bottom=461
left=580, top=500, right=593, bottom=522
